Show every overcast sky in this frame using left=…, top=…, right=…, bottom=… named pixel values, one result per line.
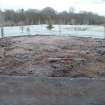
left=0, top=0, right=105, bottom=15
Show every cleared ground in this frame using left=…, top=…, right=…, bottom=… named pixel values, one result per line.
left=0, top=36, right=105, bottom=105
left=0, top=35, right=105, bottom=78
left=0, top=76, right=105, bottom=105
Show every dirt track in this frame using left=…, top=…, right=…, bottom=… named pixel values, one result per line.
left=0, top=35, right=105, bottom=78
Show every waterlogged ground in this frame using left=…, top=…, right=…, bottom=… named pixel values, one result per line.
left=0, top=35, right=105, bottom=77
left=0, top=25, right=104, bottom=38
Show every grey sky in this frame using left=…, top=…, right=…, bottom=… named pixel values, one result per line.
left=0, top=0, right=105, bottom=15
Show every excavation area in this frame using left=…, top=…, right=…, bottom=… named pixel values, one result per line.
left=0, top=35, right=105, bottom=78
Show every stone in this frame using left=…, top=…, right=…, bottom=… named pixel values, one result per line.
left=0, top=48, right=5, bottom=58
left=15, top=53, right=33, bottom=61
left=96, top=48, right=105, bottom=56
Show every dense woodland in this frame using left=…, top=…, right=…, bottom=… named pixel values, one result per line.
left=0, top=7, right=105, bottom=26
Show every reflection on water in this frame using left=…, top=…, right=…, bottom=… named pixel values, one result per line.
left=0, top=25, right=104, bottom=38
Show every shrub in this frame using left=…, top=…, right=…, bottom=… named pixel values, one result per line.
left=47, top=24, right=54, bottom=30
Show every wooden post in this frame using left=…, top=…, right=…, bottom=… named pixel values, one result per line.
left=1, top=26, right=4, bottom=38
left=104, top=25, right=105, bottom=39
left=58, top=20, right=62, bottom=35
left=0, top=11, right=4, bottom=38
left=59, top=25, right=61, bottom=35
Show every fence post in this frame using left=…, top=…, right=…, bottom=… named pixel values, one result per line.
left=104, top=25, right=105, bottom=39
left=1, top=26, right=4, bottom=38
left=59, top=25, right=61, bottom=35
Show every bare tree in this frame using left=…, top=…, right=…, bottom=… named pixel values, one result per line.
left=69, top=7, right=75, bottom=14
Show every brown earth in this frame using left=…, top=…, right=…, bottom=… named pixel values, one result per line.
left=0, top=35, right=105, bottom=78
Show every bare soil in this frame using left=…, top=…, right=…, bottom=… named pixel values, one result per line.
left=0, top=35, right=105, bottom=78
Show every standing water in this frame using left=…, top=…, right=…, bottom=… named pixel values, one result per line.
left=0, top=25, right=104, bottom=38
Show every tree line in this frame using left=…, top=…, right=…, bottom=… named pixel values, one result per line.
left=0, top=7, right=105, bottom=26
